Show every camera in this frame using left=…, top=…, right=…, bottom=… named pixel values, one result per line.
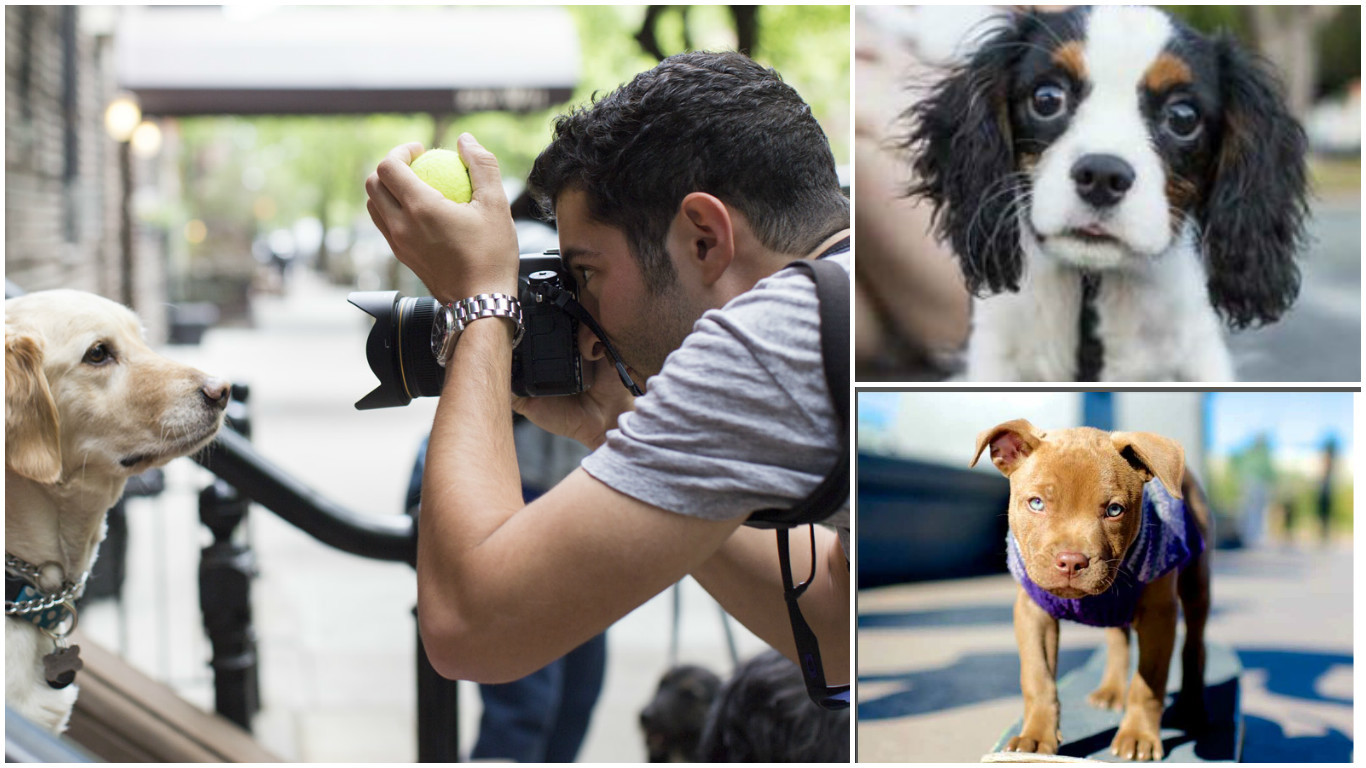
left=349, top=251, right=585, bottom=409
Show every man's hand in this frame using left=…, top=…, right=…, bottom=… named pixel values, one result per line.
left=512, top=351, right=639, bottom=450
left=365, top=134, right=520, bottom=303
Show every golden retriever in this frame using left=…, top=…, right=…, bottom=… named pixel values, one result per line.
left=5, top=289, right=229, bottom=733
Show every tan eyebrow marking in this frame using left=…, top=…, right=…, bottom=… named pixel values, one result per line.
left=1052, top=40, right=1087, bottom=82
left=1144, top=52, right=1193, bottom=92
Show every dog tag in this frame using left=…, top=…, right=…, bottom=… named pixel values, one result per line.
left=43, top=644, right=83, bottom=690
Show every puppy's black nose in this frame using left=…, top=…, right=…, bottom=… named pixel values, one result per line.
left=1055, top=551, right=1090, bottom=575
left=1071, top=154, right=1135, bottom=208
left=202, top=377, right=231, bottom=411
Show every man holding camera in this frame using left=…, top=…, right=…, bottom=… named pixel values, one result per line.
left=365, top=52, right=849, bottom=694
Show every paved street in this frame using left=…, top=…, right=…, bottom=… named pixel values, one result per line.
left=1227, top=201, right=1361, bottom=382
left=857, top=544, right=1354, bottom=762
left=80, top=269, right=768, bottom=762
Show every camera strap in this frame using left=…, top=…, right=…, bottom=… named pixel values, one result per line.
left=746, top=240, right=850, bottom=529
left=527, top=282, right=644, bottom=396
left=746, top=238, right=851, bottom=710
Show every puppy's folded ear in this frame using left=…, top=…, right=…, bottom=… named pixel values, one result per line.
left=1111, top=432, right=1185, bottom=499
left=1201, top=35, right=1308, bottom=329
left=972, top=418, right=1043, bottom=476
left=904, top=12, right=1028, bottom=296
left=6, top=328, right=62, bottom=483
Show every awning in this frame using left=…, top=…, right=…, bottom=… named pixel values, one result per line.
left=114, top=6, right=580, bottom=116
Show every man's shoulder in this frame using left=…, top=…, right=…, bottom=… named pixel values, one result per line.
left=715, top=247, right=850, bottom=322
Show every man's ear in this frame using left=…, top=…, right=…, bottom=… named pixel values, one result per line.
left=971, top=418, right=1043, bottom=477
left=6, top=328, right=62, bottom=483
left=1111, top=431, right=1185, bottom=499
left=670, top=192, right=735, bottom=287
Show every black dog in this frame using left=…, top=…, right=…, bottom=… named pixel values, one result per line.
left=640, top=664, right=722, bottom=762
left=697, top=650, right=850, bottom=762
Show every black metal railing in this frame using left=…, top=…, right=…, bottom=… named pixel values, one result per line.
left=192, top=394, right=459, bottom=761
left=195, top=428, right=415, bottom=564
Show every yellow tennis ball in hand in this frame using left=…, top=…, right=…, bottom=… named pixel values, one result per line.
left=410, top=148, right=472, bottom=203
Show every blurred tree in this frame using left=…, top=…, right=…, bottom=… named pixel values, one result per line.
left=635, top=6, right=759, bottom=60
left=1246, top=6, right=1340, bottom=117
left=1314, top=5, right=1360, bottom=98
left=1166, top=6, right=1358, bottom=118
left=167, top=6, right=849, bottom=288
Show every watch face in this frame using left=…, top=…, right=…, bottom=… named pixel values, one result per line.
left=431, top=305, right=453, bottom=360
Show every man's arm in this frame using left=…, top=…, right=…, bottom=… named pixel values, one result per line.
left=368, top=136, right=849, bottom=686
left=416, top=317, right=745, bottom=682
left=690, top=524, right=850, bottom=684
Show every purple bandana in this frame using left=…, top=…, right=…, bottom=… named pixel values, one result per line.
left=1006, top=480, right=1204, bottom=628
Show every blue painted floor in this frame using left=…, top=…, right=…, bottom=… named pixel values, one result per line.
left=857, top=544, right=1353, bottom=762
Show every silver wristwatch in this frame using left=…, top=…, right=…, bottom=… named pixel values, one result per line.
left=431, top=293, right=525, bottom=367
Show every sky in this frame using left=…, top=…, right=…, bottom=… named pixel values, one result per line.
left=1207, top=391, right=1354, bottom=460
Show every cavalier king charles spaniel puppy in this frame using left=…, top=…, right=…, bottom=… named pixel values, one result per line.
left=907, top=5, right=1308, bottom=381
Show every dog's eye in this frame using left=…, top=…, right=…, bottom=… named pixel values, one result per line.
left=1027, top=497, right=1045, bottom=512
left=83, top=342, right=115, bottom=366
left=1105, top=503, right=1125, bottom=519
left=1162, top=101, right=1202, bottom=140
left=1029, top=84, right=1069, bottom=121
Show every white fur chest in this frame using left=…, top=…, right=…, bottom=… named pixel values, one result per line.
left=6, top=618, right=79, bottom=733
left=967, top=238, right=1233, bottom=382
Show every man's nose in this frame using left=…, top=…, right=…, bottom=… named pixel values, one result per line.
left=577, top=322, right=605, bottom=362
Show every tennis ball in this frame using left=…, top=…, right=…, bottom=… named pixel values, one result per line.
left=410, top=148, right=472, bottom=203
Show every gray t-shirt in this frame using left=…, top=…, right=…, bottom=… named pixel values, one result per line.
left=580, top=250, right=850, bottom=554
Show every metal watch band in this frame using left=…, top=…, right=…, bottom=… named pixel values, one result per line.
left=452, top=293, right=525, bottom=348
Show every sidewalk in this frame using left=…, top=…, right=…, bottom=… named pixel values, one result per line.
left=857, top=544, right=1354, bottom=762
left=81, top=269, right=767, bottom=762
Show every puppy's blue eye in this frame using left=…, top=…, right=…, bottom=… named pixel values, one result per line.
left=1027, top=497, right=1045, bottom=512
left=1105, top=503, right=1125, bottom=518
left=1163, top=101, right=1202, bottom=140
left=1030, top=84, right=1068, bottom=121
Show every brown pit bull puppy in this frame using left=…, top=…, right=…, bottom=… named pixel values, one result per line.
left=971, top=419, right=1211, bottom=761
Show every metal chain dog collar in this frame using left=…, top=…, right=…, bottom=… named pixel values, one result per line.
left=6, top=553, right=86, bottom=629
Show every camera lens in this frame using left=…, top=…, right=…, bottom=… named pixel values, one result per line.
left=348, top=291, right=445, bottom=410
left=395, top=295, right=445, bottom=398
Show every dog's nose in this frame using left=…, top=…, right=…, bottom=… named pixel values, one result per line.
left=1071, top=154, right=1135, bottom=208
left=1054, top=551, right=1090, bottom=576
left=201, top=377, right=231, bottom=410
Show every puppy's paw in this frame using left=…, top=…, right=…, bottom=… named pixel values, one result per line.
left=1087, top=683, right=1126, bottom=711
left=1111, top=726, right=1163, bottom=761
left=1007, top=731, right=1059, bottom=755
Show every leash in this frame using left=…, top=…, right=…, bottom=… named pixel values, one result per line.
left=6, top=553, right=86, bottom=689
left=1076, top=271, right=1104, bottom=381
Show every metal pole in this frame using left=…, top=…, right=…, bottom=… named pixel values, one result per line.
left=198, top=386, right=260, bottom=730
left=415, top=622, right=461, bottom=762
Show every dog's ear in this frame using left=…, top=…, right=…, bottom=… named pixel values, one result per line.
left=1200, top=34, right=1308, bottom=329
left=1111, top=431, right=1185, bottom=499
left=972, top=418, right=1043, bottom=476
left=6, top=327, right=62, bottom=483
left=905, top=12, right=1028, bottom=296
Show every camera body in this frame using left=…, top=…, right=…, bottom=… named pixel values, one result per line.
left=349, top=251, right=585, bottom=410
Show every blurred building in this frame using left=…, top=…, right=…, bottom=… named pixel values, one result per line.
left=5, top=6, right=170, bottom=340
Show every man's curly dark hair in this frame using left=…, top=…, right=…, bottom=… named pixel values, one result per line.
left=528, top=51, right=848, bottom=294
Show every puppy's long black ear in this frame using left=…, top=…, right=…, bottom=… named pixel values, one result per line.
left=905, top=15, right=1026, bottom=296
left=1201, top=35, right=1309, bottom=329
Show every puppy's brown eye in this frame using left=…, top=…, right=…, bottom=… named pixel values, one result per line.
left=83, top=342, right=115, bottom=366
left=1029, top=84, right=1069, bottom=121
left=1163, top=101, right=1202, bottom=140
left=1105, top=503, right=1125, bottom=518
